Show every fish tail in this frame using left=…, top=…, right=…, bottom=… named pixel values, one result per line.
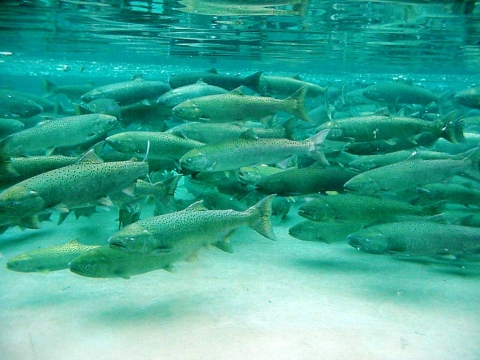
left=246, top=194, right=276, bottom=240
left=161, top=175, right=182, bottom=197
left=465, top=147, right=480, bottom=177
left=282, top=117, right=297, bottom=140
left=305, top=129, right=330, bottom=165
left=243, top=71, right=263, bottom=91
left=441, top=110, right=465, bottom=143
left=0, top=137, right=18, bottom=181
left=43, top=78, right=57, bottom=96
left=284, top=87, right=310, bottom=122
left=73, top=103, right=90, bottom=115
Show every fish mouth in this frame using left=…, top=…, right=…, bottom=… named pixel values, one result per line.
left=108, top=242, right=126, bottom=250
left=68, top=264, right=85, bottom=276
left=298, top=209, right=315, bottom=220
left=347, top=237, right=363, bottom=250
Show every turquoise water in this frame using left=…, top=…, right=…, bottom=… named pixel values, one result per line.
left=1, top=1, right=480, bottom=360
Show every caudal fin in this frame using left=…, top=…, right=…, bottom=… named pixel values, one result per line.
left=243, top=71, right=263, bottom=91
left=304, top=129, right=330, bottom=165
left=441, top=110, right=465, bottom=143
left=465, top=147, right=480, bottom=178
left=0, top=137, right=18, bottom=183
left=246, top=194, right=276, bottom=240
left=43, top=78, right=57, bottom=97
left=284, top=87, right=310, bottom=122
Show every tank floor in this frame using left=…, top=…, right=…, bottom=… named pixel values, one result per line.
left=1, top=206, right=479, bottom=360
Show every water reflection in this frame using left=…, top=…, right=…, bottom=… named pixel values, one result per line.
left=0, top=0, right=478, bottom=72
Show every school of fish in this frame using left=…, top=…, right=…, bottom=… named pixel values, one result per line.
left=2, top=70, right=480, bottom=279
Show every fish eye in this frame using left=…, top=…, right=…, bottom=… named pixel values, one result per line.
left=82, top=264, right=91, bottom=269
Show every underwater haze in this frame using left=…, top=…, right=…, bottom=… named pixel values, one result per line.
left=1, top=1, right=480, bottom=360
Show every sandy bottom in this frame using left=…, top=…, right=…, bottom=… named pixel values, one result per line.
left=1, top=205, right=479, bottom=360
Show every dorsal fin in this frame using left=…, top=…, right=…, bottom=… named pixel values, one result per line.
left=131, top=74, right=144, bottom=81
left=373, top=107, right=390, bottom=116
left=206, top=68, right=218, bottom=74
left=292, top=74, right=302, bottom=80
left=66, top=238, right=80, bottom=246
left=77, top=149, right=104, bottom=164
left=184, top=200, right=208, bottom=211
left=229, top=86, right=244, bottom=96
left=239, top=128, right=258, bottom=140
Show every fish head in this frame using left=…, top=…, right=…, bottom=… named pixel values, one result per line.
left=454, top=88, right=480, bottom=108
left=298, top=201, right=335, bottom=221
left=105, top=133, right=139, bottom=153
left=81, top=88, right=104, bottom=103
left=238, top=167, right=261, bottom=184
left=179, top=149, right=212, bottom=172
left=0, top=187, right=45, bottom=218
left=348, top=229, right=390, bottom=254
left=108, top=224, right=154, bottom=253
left=348, top=158, right=376, bottom=171
left=343, top=175, right=382, bottom=195
left=157, top=92, right=179, bottom=108
left=362, top=86, right=383, bottom=101
left=69, top=251, right=114, bottom=278
left=97, top=114, right=118, bottom=130
left=172, top=100, right=202, bottom=120
left=289, top=221, right=327, bottom=243
left=6, top=253, right=38, bottom=272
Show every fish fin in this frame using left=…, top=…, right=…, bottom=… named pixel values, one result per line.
left=131, top=74, right=144, bottom=81
left=247, top=194, right=277, bottom=240
left=164, top=265, right=176, bottom=273
left=213, top=230, right=236, bottom=253
left=97, top=196, right=114, bottom=207
left=259, top=114, right=275, bottom=126
left=53, top=203, right=70, bottom=213
left=206, top=68, right=218, bottom=74
left=0, top=139, right=19, bottom=178
left=66, top=238, right=80, bottom=245
left=19, top=216, right=41, bottom=229
left=57, top=211, right=70, bottom=225
left=74, top=206, right=98, bottom=219
left=184, top=200, right=208, bottom=211
left=463, top=147, right=480, bottom=178
left=239, top=128, right=258, bottom=140
left=243, top=71, right=263, bottom=91
left=114, top=270, right=130, bottom=279
left=77, top=149, right=104, bottom=164
left=276, top=156, right=294, bottom=169
left=229, top=87, right=244, bottom=96
left=186, top=250, right=199, bottom=262
left=162, top=175, right=182, bottom=196
left=38, top=269, right=50, bottom=274
left=292, top=74, right=302, bottom=80
left=373, top=107, right=390, bottom=116
left=122, top=184, right=135, bottom=196
left=282, top=117, right=297, bottom=140
left=213, top=240, right=234, bottom=253
left=43, top=78, right=57, bottom=96
left=306, top=129, right=330, bottom=165
left=206, top=161, right=218, bottom=171
left=441, top=111, right=465, bottom=143
left=44, top=147, right=55, bottom=156
left=284, top=86, right=310, bottom=122
left=73, top=103, right=90, bottom=115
